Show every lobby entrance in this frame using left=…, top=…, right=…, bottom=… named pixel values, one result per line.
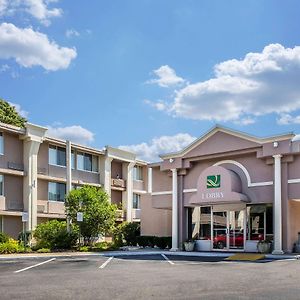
left=212, top=207, right=246, bottom=251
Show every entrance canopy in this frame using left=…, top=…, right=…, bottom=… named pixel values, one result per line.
left=189, top=166, right=249, bottom=205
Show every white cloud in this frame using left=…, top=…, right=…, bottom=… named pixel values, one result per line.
left=0, top=64, right=9, bottom=72
left=0, top=23, right=77, bottom=71
left=277, top=114, right=300, bottom=125
left=65, top=29, right=80, bottom=38
left=8, top=102, right=29, bottom=118
left=0, top=0, right=62, bottom=26
left=147, top=65, right=186, bottom=88
left=119, top=133, right=196, bottom=162
left=144, top=99, right=168, bottom=111
left=46, top=125, right=95, bottom=145
left=151, top=44, right=300, bottom=123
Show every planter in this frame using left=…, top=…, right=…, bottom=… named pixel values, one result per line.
left=257, top=242, right=271, bottom=254
left=184, top=241, right=195, bottom=252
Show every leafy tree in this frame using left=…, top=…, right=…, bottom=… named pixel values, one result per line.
left=0, top=99, right=27, bottom=128
left=65, top=186, right=117, bottom=245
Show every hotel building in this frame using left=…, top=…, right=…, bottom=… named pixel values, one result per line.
left=141, top=126, right=300, bottom=254
left=0, top=122, right=147, bottom=238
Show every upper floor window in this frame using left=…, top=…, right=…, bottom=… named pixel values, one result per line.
left=133, top=193, right=140, bottom=209
left=71, top=150, right=75, bottom=169
left=133, top=166, right=143, bottom=181
left=0, top=133, right=3, bottom=155
left=48, top=182, right=66, bottom=202
left=49, top=145, right=66, bottom=167
left=0, top=175, right=3, bottom=196
left=77, top=152, right=98, bottom=172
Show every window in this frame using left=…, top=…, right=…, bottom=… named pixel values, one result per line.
left=71, top=151, right=75, bottom=169
left=133, top=193, right=140, bottom=209
left=191, top=206, right=211, bottom=240
left=77, top=152, right=98, bottom=172
left=0, top=175, right=3, bottom=196
left=48, top=182, right=66, bottom=202
left=246, top=204, right=273, bottom=241
left=49, top=145, right=66, bottom=167
left=0, top=133, right=3, bottom=155
left=133, top=166, right=143, bottom=180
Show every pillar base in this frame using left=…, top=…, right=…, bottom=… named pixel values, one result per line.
left=272, top=250, right=284, bottom=255
left=170, top=248, right=179, bottom=252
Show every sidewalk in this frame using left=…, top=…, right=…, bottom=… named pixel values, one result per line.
left=0, top=248, right=299, bottom=260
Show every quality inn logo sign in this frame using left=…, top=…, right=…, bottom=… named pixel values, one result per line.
left=207, top=175, right=221, bottom=189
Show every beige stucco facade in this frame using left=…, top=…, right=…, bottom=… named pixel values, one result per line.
left=0, top=122, right=147, bottom=239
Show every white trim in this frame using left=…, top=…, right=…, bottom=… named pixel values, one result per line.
left=148, top=168, right=152, bottom=193
left=288, top=179, right=300, bottom=184
left=151, top=191, right=172, bottom=196
left=213, top=160, right=273, bottom=187
left=133, top=189, right=147, bottom=194
left=183, top=188, right=197, bottom=193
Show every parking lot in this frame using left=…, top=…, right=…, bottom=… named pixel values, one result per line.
left=0, top=253, right=300, bottom=300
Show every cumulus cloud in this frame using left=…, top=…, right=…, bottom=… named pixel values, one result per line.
left=277, top=114, right=300, bottom=125
left=147, top=65, right=186, bottom=88
left=65, top=29, right=80, bottom=38
left=8, top=102, right=29, bottom=118
left=150, top=44, right=300, bottom=123
left=119, top=133, right=196, bottom=162
left=0, top=0, right=62, bottom=26
left=0, top=23, right=77, bottom=71
left=47, top=125, right=95, bottom=145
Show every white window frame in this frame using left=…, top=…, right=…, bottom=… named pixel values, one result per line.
left=0, top=132, right=4, bottom=155
left=133, top=166, right=143, bottom=181
left=0, top=175, right=4, bottom=196
left=48, top=145, right=66, bottom=167
left=132, top=193, right=141, bottom=209
left=48, top=182, right=66, bottom=202
left=76, top=152, right=98, bottom=173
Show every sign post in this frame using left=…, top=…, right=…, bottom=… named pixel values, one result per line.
left=22, top=212, right=29, bottom=247
left=77, top=212, right=83, bottom=247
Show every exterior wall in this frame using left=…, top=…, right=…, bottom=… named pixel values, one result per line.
left=111, top=190, right=122, bottom=206
left=111, top=161, right=122, bottom=178
left=72, top=169, right=99, bottom=184
left=37, top=142, right=48, bottom=172
left=140, top=194, right=172, bottom=237
left=0, top=131, right=23, bottom=169
left=289, top=200, right=300, bottom=249
left=3, top=216, right=22, bottom=239
left=152, top=167, right=171, bottom=192
left=4, top=175, right=23, bottom=211
left=37, top=179, right=48, bottom=201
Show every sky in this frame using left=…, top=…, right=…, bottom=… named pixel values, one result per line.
left=1, top=0, right=300, bottom=162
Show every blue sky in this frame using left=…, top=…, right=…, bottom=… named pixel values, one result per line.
left=1, top=0, right=300, bottom=161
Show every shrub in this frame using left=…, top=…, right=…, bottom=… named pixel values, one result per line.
left=115, top=222, right=140, bottom=246
left=0, top=232, right=9, bottom=243
left=37, top=248, right=51, bottom=253
left=92, top=241, right=119, bottom=252
left=18, top=231, right=31, bottom=246
left=34, top=220, right=78, bottom=250
left=79, top=246, right=90, bottom=252
left=0, top=239, right=24, bottom=254
left=137, top=236, right=155, bottom=248
left=154, top=236, right=172, bottom=249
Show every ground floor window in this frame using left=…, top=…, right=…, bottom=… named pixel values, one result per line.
left=246, top=204, right=273, bottom=241
left=191, top=206, right=211, bottom=240
left=48, top=182, right=66, bottom=202
left=133, top=193, right=140, bottom=209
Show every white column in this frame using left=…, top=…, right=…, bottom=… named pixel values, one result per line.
left=123, top=162, right=135, bottom=222
left=148, top=167, right=152, bottom=194
left=171, top=168, right=178, bottom=251
left=99, top=156, right=113, bottom=199
left=272, top=154, right=284, bottom=254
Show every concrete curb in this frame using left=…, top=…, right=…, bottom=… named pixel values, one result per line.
left=0, top=250, right=299, bottom=260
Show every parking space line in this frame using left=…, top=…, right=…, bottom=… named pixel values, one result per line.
left=14, top=258, right=56, bottom=273
left=161, top=254, right=174, bottom=265
left=99, top=256, right=114, bottom=269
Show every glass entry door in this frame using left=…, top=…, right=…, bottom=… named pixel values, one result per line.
left=212, top=211, right=227, bottom=249
left=212, top=209, right=245, bottom=251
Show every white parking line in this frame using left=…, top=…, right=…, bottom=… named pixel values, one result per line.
left=99, top=256, right=114, bottom=269
left=161, top=254, right=174, bottom=265
left=14, top=258, right=56, bottom=273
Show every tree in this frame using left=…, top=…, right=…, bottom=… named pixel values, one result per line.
left=65, top=186, right=117, bottom=245
left=0, top=99, right=27, bottom=128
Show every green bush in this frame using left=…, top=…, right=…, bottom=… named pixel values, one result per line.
left=0, top=232, right=9, bottom=243
left=34, top=220, right=78, bottom=250
left=18, top=231, right=31, bottom=246
left=37, top=248, right=51, bottom=253
left=79, top=246, right=90, bottom=252
left=137, top=235, right=155, bottom=247
left=91, top=241, right=119, bottom=252
left=0, top=239, right=25, bottom=254
left=114, top=222, right=140, bottom=246
left=154, top=236, right=172, bottom=249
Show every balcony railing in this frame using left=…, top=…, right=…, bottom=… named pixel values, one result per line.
left=37, top=200, right=65, bottom=215
left=111, top=178, right=126, bottom=189
left=7, top=162, right=24, bottom=171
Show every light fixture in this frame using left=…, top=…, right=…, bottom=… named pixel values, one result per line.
left=169, top=158, right=174, bottom=163
left=273, top=141, right=279, bottom=148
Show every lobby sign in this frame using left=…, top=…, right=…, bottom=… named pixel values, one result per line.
left=207, top=175, right=221, bottom=188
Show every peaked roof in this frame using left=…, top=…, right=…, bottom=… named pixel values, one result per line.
left=160, top=125, right=294, bottom=160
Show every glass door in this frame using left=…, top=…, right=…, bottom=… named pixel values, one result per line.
left=212, top=211, right=227, bottom=250
left=228, top=210, right=245, bottom=250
